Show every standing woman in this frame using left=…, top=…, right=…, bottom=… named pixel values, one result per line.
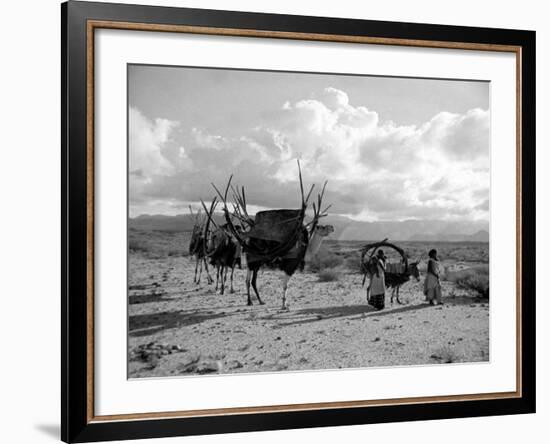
left=369, top=250, right=387, bottom=310
left=424, top=249, right=443, bottom=305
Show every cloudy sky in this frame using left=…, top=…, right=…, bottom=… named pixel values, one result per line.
left=128, top=64, right=490, bottom=222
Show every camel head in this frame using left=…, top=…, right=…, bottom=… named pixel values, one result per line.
left=306, top=224, right=334, bottom=260
left=314, top=224, right=335, bottom=237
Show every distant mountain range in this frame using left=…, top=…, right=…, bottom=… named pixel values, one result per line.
left=130, top=213, right=219, bottom=232
left=129, top=213, right=489, bottom=243
left=408, top=230, right=489, bottom=242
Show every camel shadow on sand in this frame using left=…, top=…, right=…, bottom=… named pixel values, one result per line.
left=129, top=309, right=237, bottom=337
left=129, top=292, right=174, bottom=305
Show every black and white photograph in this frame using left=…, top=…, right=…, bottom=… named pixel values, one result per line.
left=128, top=65, right=490, bottom=378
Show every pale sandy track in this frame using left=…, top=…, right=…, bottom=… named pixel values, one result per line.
left=128, top=254, right=489, bottom=378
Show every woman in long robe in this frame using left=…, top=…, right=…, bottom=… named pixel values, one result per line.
left=424, top=249, right=442, bottom=305
left=369, top=250, right=386, bottom=310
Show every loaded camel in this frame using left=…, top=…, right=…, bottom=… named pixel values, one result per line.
left=213, top=162, right=334, bottom=309
left=188, top=205, right=213, bottom=285
left=201, top=198, right=242, bottom=295
left=361, top=240, right=420, bottom=304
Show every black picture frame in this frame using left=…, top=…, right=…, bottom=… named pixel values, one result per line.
left=62, top=1, right=536, bottom=442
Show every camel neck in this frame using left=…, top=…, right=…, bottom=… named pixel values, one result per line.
left=307, top=230, right=325, bottom=256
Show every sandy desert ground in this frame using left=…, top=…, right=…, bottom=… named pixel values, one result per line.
left=128, top=230, right=489, bottom=378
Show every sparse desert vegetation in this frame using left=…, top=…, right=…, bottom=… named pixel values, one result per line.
left=430, top=345, right=462, bottom=364
left=317, top=268, right=341, bottom=282
left=307, top=245, right=343, bottom=272
left=446, top=265, right=489, bottom=298
left=128, top=229, right=489, bottom=378
left=129, top=228, right=191, bottom=258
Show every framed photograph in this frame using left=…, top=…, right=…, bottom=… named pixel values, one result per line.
left=62, top=1, right=535, bottom=442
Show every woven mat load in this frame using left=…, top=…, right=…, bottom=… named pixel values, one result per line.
left=360, top=240, right=409, bottom=287
left=245, top=209, right=303, bottom=243
left=386, top=262, right=406, bottom=274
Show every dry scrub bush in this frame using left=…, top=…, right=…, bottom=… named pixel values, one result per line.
left=128, top=238, right=152, bottom=253
left=129, top=230, right=191, bottom=258
left=345, top=255, right=363, bottom=273
left=308, top=246, right=343, bottom=272
left=168, top=248, right=188, bottom=257
left=317, top=269, right=340, bottom=282
left=430, top=345, right=461, bottom=363
left=447, top=265, right=489, bottom=298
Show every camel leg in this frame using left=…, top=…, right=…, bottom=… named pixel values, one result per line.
left=390, top=287, right=394, bottom=304
left=197, top=258, right=202, bottom=284
left=215, top=266, right=220, bottom=291
left=221, top=266, right=227, bottom=295
left=252, top=269, right=264, bottom=305
left=225, top=267, right=229, bottom=293
left=193, top=257, right=199, bottom=284
left=245, top=269, right=253, bottom=306
left=229, top=265, right=235, bottom=294
left=204, top=258, right=213, bottom=285
left=281, top=273, right=291, bottom=310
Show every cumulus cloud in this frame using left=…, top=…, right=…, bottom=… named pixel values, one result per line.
left=129, top=108, right=182, bottom=203
left=129, top=87, right=489, bottom=221
left=129, top=108, right=177, bottom=177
